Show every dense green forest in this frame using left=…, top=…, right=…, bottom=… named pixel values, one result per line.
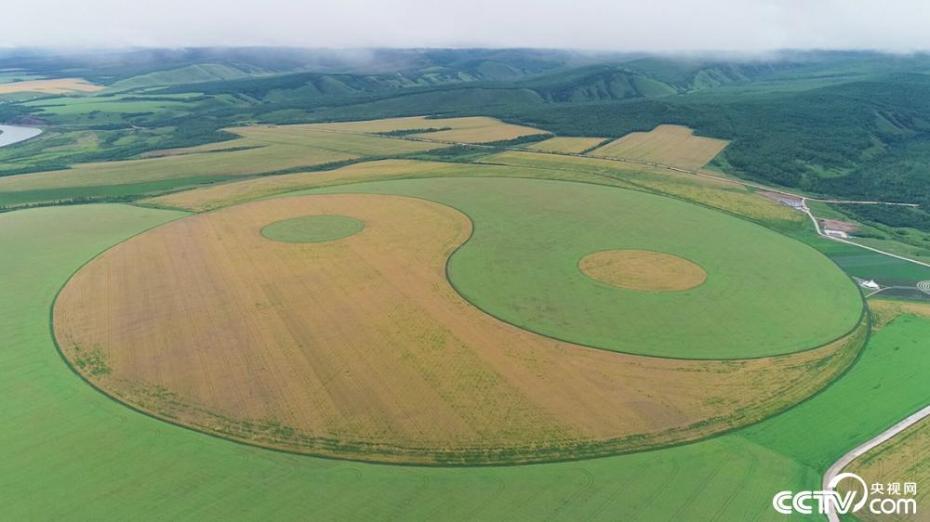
left=3, top=48, right=930, bottom=229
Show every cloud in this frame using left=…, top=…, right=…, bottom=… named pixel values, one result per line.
left=3, top=0, right=930, bottom=52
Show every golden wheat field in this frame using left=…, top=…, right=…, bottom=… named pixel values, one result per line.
left=524, top=136, right=608, bottom=153
left=0, top=77, right=103, bottom=94
left=55, top=193, right=865, bottom=464
left=846, top=415, right=930, bottom=522
left=868, top=298, right=930, bottom=329
left=145, top=159, right=465, bottom=211
left=579, top=249, right=708, bottom=292
left=310, top=115, right=548, bottom=143
left=588, top=124, right=729, bottom=170
left=410, top=124, right=548, bottom=143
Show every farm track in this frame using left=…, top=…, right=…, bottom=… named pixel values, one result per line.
left=823, top=404, right=930, bottom=522
left=799, top=197, right=930, bottom=270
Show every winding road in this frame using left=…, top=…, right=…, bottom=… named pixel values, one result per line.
left=823, top=404, right=930, bottom=521
left=799, top=197, right=930, bottom=270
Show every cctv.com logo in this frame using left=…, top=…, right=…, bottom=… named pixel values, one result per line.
left=772, top=473, right=917, bottom=517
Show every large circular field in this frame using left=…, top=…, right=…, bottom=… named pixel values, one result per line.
left=53, top=178, right=866, bottom=464
left=308, top=177, right=863, bottom=358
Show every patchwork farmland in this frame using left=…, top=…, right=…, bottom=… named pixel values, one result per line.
left=54, top=179, right=865, bottom=463
left=4, top=102, right=930, bottom=520
left=588, top=124, right=730, bottom=171
left=0, top=77, right=103, bottom=95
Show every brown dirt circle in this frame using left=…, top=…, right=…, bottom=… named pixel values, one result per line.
left=580, top=250, right=708, bottom=292
left=53, top=194, right=864, bottom=465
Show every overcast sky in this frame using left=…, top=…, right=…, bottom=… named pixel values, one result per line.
left=3, top=0, right=928, bottom=52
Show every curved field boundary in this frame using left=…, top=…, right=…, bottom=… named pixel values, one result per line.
left=14, top=203, right=929, bottom=521
left=52, top=193, right=868, bottom=465
left=824, top=404, right=930, bottom=522
left=300, top=176, right=864, bottom=360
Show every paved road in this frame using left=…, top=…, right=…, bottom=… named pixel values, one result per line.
left=823, top=404, right=930, bottom=522
left=800, top=198, right=930, bottom=270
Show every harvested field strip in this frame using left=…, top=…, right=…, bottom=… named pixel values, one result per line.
left=144, top=158, right=646, bottom=212
left=309, top=115, right=548, bottom=143
left=409, top=125, right=547, bottom=143
left=845, top=411, right=930, bottom=521
left=225, top=125, right=448, bottom=155
left=0, top=124, right=445, bottom=205
left=588, top=124, right=729, bottom=170
left=146, top=152, right=802, bottom=233
left=868, top=298, right=930, bottom=329
left=1, top=203, right=922, bottom=520
left=524, top=136, right=608, bottom=154
left=0, top=143, right=357, bottom=192
left=0, top=77, right=102, bottom=94
left=55, top=193, right=864, bottom=464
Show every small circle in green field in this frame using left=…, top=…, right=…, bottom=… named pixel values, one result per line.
left=261, top=215, right=364, bottom=243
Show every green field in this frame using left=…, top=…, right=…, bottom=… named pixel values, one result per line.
left=4, top=48, right=930, bottom=519
left=0, top=126, right=446, bottom=209
left=24, top=97, right=192, bottom=116
left=298, top=177, right=862, bottom=358
left=261, top=215, right=365, bottom=243
left=793, top=228, right=930, bottom=284
left=3, top=202, right=928, bottom=520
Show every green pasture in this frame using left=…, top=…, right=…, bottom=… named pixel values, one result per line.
left=302, top=177, right=862, bottom=358
left=24, top=96, right=191, bottom=116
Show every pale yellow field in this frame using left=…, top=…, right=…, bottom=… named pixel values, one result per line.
left=0, top=125, right=445, bottom=194
left=145, top=157, right=645, bottom=212
left=307, top=115, right=460, bottom=133
left=146, top=159, right=467, bottom=211
left=524, top=136, right=608, bottom=154
left=55, top=193, right=865, bottom=464
left=0, top=77, right=102, bottom=94
left=410, top=124, right=549, bottom=143
left=580, top=250, right=707, bottom=292
left=847, top=417, right=930, bottom=522
left=310, top=115, right=548, bottom=143
left=588, top=124, right=730, bottom=170
left=869, top=299, right=930, bottom=329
